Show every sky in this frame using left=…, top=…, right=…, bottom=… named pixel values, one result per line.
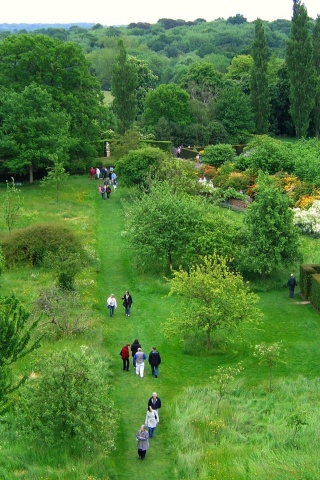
left=1, top=0, right=320, bottom=26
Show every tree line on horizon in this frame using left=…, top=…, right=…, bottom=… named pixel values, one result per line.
left=0, top=0, right=319, bottom=181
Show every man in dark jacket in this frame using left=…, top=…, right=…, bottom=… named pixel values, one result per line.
left=287, top=273, right=298, bottom=298
left=148, top=346, right=161, bottom=378
left=148, top=392, right=162, bottom=422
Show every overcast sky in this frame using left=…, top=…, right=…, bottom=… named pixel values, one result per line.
left=1, top=0, right=319, bottom=25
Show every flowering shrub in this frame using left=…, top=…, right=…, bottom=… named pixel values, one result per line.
left=293, top=200, right=320, bottom=236
left=202, top=165, right=217, bottom=180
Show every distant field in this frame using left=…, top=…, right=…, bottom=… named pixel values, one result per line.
left=103, top=90, right=113, bottom=105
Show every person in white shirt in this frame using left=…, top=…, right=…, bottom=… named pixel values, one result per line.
left=106, top=293, right=117, bottom=317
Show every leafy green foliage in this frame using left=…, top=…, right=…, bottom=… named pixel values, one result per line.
left=163, top=254, right=262, bottom=349
left=236, top=135, right=293, bottom=174
left=109, top=129, right=141, bottom=160
left=2, top=178, right=22, bottom=232
left=111, top=40, right=138, bottom=133
left=40, top=157, right=70, bottom=202
left=202, top=144, right=235, bottom=167
left=291, top=138, right=320, bottom=186
left=0, top=83, right=70, bottom=182
left=214, top=83, right=254, bottom=144
left=1, top=223, right=86, bottom=268
left=116, top=146, right=168, bottom=187
left=251, top=19, right=270, bottom=134
left=15, top=348, right=118, bottom=450
left=0, top=34, right=106, bottom=166
left=240, top=172, right=302, bottom=277
left=123, top=182, right=201, bottom=269
left=143, top=83, right=192, bottom=128
left=286, top=3, right=317, bottom=137
left=212, top=362, right=244, bottom=413
left=0, top=295, right=42, bottom=414
left=180, top=61, right=224, bottom=103
left=253, top=342, right=286, bottom=392
left=149, top=156, right=200, bottom=195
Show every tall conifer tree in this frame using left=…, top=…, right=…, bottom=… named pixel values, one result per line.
left=286, top=1, right=316, bottom=137
left=251, top=18, right=270, bottom=134
left=111, top=40, right=138, bottom=133
left=312, top=15, right=320, bottom=138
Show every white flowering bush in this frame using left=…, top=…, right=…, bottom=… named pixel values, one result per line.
left=293, top=200, right=320, bottom=236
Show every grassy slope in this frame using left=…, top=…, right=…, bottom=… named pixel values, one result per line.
left=1, top=177, right=320, bottom=478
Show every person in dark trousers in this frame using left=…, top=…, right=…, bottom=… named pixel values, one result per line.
left=148, top=392, right=162, bottom=422
left=148, top=346, right=161, bottom=378
left=119, top=343, right=130, bottom=371
left=287, top=273, right=298, bottom=298
left=122, top=291, right=133, bottom=316
left=106, top=184, right=112, bottom=199
left=136, top=425, right=149, bottom=460
left=131, top=339, right=141, bottom=368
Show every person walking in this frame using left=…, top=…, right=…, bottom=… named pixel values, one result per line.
left=98, top=184, right=106, bottom=199
left=131, top=339, right=141, bottom=368
left=134, top=347, right=146, bottom=378
left=107, top=294, right=117, bottom=317
left=287, top=273, right=298, bottom=298
left=106, top=184, right=112, bottom=199
left=95, top=167, right=100, bottom=179
left=136, top=425, right=149, bottom=460
left=119, top=343, right=130, bottom=371
left=145, top=405, right=158, bottom=438
left=148, top=392, right=162, bottom=422
left=89, top=167, right=96, bottom=179
left=122, top=291, right=133, bottom=316
left=148, top=346, right=161, bottom=378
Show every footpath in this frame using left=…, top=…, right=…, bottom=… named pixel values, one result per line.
left=94, top=187, right=175, bottom=479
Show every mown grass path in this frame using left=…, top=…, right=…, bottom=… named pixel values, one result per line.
left=93, top=186, right=231, bottom=478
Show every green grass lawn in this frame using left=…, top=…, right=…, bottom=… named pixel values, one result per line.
left=0, top=176, right=320, bottom=479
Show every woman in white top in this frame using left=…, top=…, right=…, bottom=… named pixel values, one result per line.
left=145, top=405, right=158, bottom=438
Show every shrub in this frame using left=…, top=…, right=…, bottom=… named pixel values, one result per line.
left=293, top=200, right=320, bottom=236
left=202, top=144, right=235, bottom=167
left=116, top=146, right=168, bottom=187
left=1, top=223, right=86, bottom=268
left=15, top=348, right=118, bottom=451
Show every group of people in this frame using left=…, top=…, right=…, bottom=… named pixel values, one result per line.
left=136, top=392, right=162, bottom=459
left=97, top=171, right=117, bottom=200
left=107, top=291, right=162, bottom=460
left=120, top=339, right=161, bottom=379
left=106, top=291, right=133, bottom=317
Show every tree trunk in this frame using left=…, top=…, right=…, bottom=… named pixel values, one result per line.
left=29, top=164, right=34, bottom=183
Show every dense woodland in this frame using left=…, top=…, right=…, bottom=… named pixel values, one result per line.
left=1, top=3, right=320, bottom=185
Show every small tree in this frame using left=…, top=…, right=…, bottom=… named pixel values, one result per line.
left=253, top=341, right=286, bottom=392
left=3, top=178, right=22, bottom=232
left=212, top=363, right=244, bottom=414
left=41, top=156, right=69, bottom=202
left=287, top=410, right=308, bottom=447
left=163, top=254, right=262, bottom=350
left=0, top=295, right=42, bottom=413
left=16, top=348, right=118, bottom=450
left=35, top=287, right=90, bottom=336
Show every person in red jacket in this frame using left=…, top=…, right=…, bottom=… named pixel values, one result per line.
left=120, top=343, right=131, bottom=371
